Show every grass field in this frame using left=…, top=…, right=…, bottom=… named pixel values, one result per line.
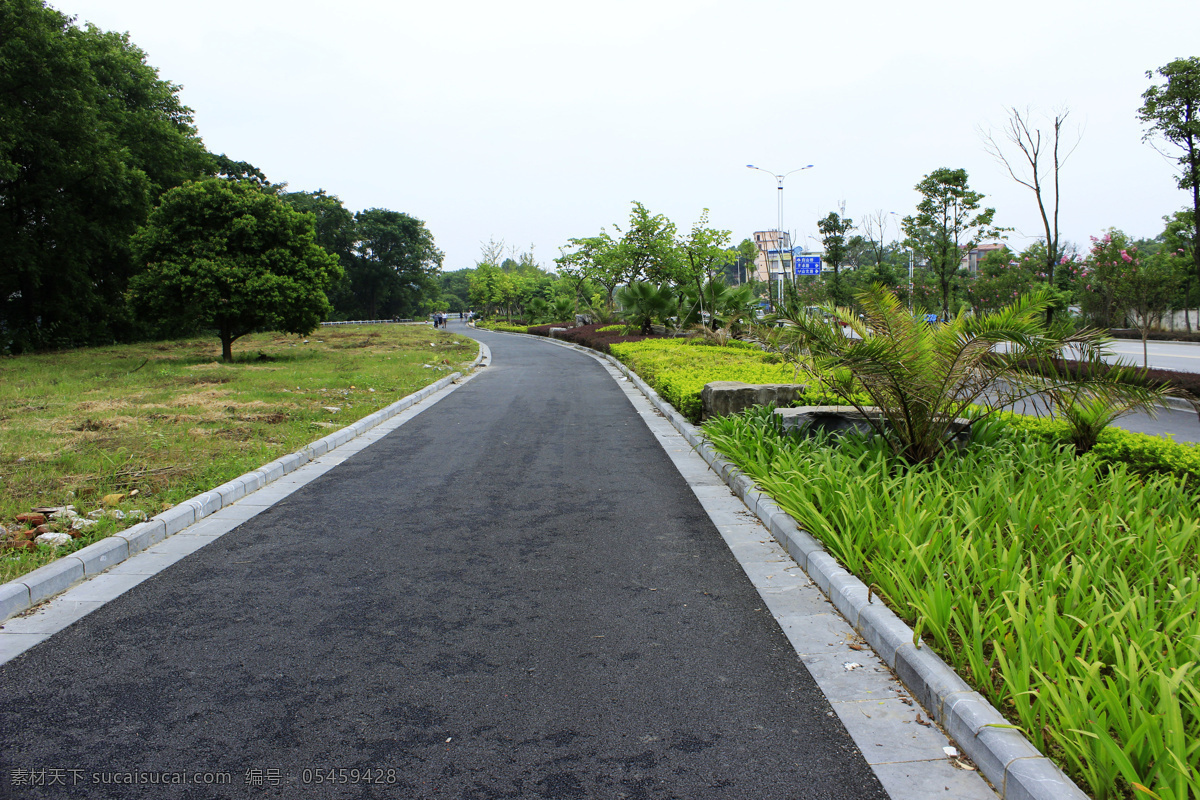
left=0, top=324, right=477, bottom=583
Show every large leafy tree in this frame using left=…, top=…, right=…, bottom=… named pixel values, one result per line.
left=348, top=208, right=443, bottom=319
left=282, top=190, right=357, bottom=315
left=1140, top=57, right=1200, bottom=293
left=556, top=231, right=624, bottom=311
left=0, top=0, right=209, bottom=352
left=817, top=211, right=855, bottom=306
left=130, top=179, right=342, bottom=361
left=902, top=168, right=1003, bottom=320
left=676, top=210, right=732, bottom=325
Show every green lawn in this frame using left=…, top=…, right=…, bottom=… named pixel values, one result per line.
left=0, top=325, right=476, bottom=583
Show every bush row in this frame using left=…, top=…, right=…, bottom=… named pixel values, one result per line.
left=998, top=411, right=1200, bottom=486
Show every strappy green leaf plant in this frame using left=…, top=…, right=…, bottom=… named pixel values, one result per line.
left=755, top=284, right=1184, bottom=463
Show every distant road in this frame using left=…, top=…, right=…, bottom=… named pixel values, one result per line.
left=1105, top=338, right=1200, bottom=374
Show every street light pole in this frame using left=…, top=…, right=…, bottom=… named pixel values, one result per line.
left=748, top=164, right=813, bottom=308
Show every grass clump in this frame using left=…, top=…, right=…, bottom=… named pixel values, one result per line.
left=0, top=325, right=476, bottom=583
left=704, top=406, right=1200, bottom=800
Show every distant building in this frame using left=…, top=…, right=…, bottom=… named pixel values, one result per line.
left=752, top=230, right=792, bottom=281
left=961, top=242, right=1006, bottom=275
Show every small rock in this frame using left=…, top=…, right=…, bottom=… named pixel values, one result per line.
left=87, top=510, right=105, bottom=520
left=33, top=524, right=50, bottom=535
left=49, top=509, right=80, bottom=521
left=126, top=510, right=147, bottom=521
left=129, top=489, right=139, bottom=497
left=35, top=532, right=74, bottom=547
left=322, top=406, right=341, bottom=413
left=33, top=505, right=75, bottom=515
left=70, top=518, right=98, bottom=530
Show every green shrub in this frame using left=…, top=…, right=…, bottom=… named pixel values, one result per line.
left=477, top=321, right=531, bottom=333
left=610, top=339, right=811, bottom=422
left=997, top=411, right=1200, bottom=487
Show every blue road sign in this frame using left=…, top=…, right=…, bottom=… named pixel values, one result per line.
left=794, top=254, right=822, bottom=276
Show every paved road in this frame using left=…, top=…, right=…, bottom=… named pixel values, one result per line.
left=0, top=325, right=888, bottom=799
left=1106, top=337, right=1200, bottom=374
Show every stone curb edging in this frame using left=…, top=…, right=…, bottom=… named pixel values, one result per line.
left=0, top=345, right=488, bottom=625
left=517, top=331, right=1087, bottom=800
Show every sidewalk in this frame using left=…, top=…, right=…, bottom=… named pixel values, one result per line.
left=0, top=324, right=993, bottom=799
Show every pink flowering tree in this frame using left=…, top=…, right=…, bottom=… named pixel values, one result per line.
left=1077, top=230, right=1134, bottom=328
left=1081, top=229, right=1183, bottom=366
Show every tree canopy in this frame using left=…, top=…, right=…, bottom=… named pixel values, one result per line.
left=1140, top=57, right=1200, bottom=289
left=130, top=179, right=342, bottom=361
left=0, top=0, right=210, bottom=352
left=902, top=168, right=1003, bottom=320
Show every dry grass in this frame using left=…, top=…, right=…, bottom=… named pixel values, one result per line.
left=0, top=324, right=475, bottom=583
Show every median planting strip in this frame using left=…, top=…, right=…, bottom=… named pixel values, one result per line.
left=0, top=344, right=487, bottom=626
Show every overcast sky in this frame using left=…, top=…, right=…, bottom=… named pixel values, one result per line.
left=57, top=0, right=1200, bottom=271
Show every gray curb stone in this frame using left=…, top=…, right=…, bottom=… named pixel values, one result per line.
left=0, top=342, right=485, bottom=624
left=71, top=537, right=129, bottom=576
left=21, top=558, right=85, bottom=605
left=0, top=584, right=30, bottom=622
left=520, top=332, right=1088, bottom=800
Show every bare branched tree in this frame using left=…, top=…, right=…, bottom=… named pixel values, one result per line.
left=981, top=106, right=1082, bottom=302
left=860, top=209, right=891, bottom=269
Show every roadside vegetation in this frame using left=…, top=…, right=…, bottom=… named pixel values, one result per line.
left=704, top=408, right=1199, bottom=800
left=0, top=325, right=474, bottom=583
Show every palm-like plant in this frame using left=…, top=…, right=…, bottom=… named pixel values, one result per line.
left=757, top=284, right=1185, bottom=463
left=617, top=281, right=675, bottom=335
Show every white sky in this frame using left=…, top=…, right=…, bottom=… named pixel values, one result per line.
left=57, top=0, right=1200, bottom=271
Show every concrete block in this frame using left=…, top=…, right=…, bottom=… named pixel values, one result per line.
left=278, top=451, right=307, bottom=474
left=1004, top=756, right=1090, bottom=800
left=0, top=582, right=32, bottom=622
left=259, top=460, right=285, bottom=483
left=893, top=643, right=974, bottom=719
left=22, top=557, right=85, bottom=604
left=241, top=470, right=265, bottom=494
left=214, top=478, right=246, bottom=505
left=805, top=551, right=848, bottom=596
left=157, top=503, right=196, bottom=536
left=117, top=520, right=159, bottom=554
left=71, top=536, right=130, bottom=576
left=941, top=692, right=1012, bottom=784
left=191, top=491, right=223, bottom=518
left=827, top=572, right=871, bottom=628
left=307, top=439, right=329, bottom=458
left=871, top=759, right=999, bottom=800
left=855, top=603, right=915, bottom=669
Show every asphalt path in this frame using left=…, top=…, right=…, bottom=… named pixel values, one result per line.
left=0, top=324, right=888, bottom=800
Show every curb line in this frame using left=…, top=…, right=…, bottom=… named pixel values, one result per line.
left=521, top=331, right=1087, bottom=800
left=0, top=344, right=488, bottom=625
